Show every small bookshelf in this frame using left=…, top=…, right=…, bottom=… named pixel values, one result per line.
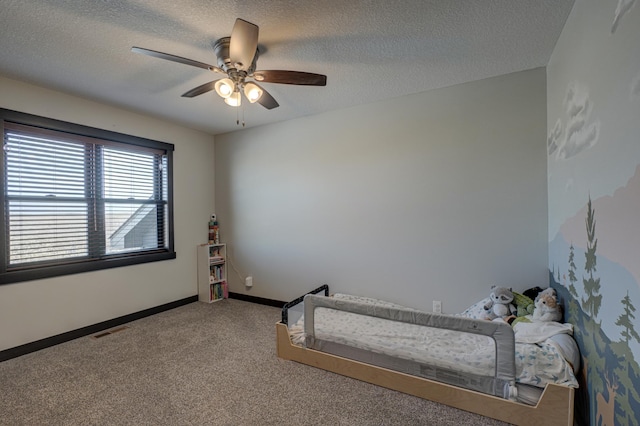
left=197, top=243, right=228, bottom=303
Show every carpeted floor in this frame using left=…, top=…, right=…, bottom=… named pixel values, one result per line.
left=0, top=299, right=511, bottom=425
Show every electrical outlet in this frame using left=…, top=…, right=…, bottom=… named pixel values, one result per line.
left=433, top=300, right=442, bottom=313
left=245, top=276, right=253, bottom=287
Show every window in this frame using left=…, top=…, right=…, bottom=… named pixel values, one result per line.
left=1, top=109, right=175, bottom=284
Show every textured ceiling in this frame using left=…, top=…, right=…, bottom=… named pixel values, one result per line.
left=0, top=0, right=574, bottom=135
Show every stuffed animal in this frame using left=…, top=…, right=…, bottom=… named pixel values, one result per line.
left=512, top=291, right=535, bottom=317
left=523, top=286, right=544, bottom=301
left=532, top=288, right=563, bottom=322
left=483, top=286, right=516, bottom=320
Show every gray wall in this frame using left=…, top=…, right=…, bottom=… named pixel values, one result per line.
left=215, top=68, right=548, bottom=313
left=0, top=76, right=216, bottom=351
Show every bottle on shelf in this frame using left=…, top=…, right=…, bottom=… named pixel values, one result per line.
left=208, top=216, right=219, bottom=245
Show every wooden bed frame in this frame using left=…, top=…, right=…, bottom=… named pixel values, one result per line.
left=276, top=321, right=574, bottom=426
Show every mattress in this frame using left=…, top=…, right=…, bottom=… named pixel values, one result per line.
left=289, top=293, right=578, bottom=393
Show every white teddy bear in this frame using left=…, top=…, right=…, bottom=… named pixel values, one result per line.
left=532, top=288, right=563, bottom=322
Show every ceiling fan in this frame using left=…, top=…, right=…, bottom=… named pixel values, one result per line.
left=132, top=18, right=327, bottom=111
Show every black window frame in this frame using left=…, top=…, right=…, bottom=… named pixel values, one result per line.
left=1, top=108, right=176, bottom=285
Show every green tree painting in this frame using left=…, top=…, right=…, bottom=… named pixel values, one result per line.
left=561, top=194, right=640, bottom=424
left=568, top=243, right=579, bottom=298
left=581, top=197, right=602, bottom=321
left=616, top=291, right=640, bottom=346
left=578, top=196, right=605, bottom=422
left=612, top=291, right=640, bottom=425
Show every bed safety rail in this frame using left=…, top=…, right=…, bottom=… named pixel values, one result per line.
left=280, top=284, right=329, bottom=325
left=303, top=293, right=517, bottom=400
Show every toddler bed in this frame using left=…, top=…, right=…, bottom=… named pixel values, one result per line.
left=276, top=285, right=578, bottom=426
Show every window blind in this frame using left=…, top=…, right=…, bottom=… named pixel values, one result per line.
left=5, top=128, right=89, bottom=265
left=1, top=113, right=174, bottom=283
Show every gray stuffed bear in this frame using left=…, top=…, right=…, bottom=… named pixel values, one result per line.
left=483, top=285, right=516, bottom=320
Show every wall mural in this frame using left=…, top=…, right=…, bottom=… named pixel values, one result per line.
left=550, top=190, right=640, bottom=425
left=547, top=81, right=600, bottom=162
left=612, top=0, right=636, bottom=34
left=547, top=1, right=640, bottom=424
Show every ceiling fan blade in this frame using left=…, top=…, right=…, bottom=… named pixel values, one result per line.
left=131, top=47, right=224, bottom=73
left=229, top=18, right=259, bottom=71
left=181, top=80, right=218, bottom=98
left=253, top=84, right=279, bottom=110
left=253, top=70, right=327, bottom=86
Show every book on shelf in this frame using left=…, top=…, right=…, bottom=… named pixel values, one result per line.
left=209, top=281, right=227, bottom=301
left=208, top=264, right=225, bottom=282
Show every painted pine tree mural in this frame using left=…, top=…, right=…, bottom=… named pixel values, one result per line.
left=567, top=243, right=579, bottom=298
left=556, top=193, right=640, bottom=424
left=616, top=291, right=640, bottom=347
left=560, top=195, right=640, bottom=424
left=578, top=196, right=606, bottom=422
left=581, top=197, right=602, bottom=321
left=612, top=291, right=640, bottom=425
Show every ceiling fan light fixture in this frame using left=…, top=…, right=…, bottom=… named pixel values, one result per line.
left=224, top=91, right=242, bottom=107
left=243, top=82, right=263, bottom=103
left=214, top=78, right=235, bottom=98
left=132, top=18, right=327, bottom=117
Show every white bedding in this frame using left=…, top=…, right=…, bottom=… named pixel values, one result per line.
left=513, top=321, right=574, bottom=343
left=289, top=293, right=579, bottom=390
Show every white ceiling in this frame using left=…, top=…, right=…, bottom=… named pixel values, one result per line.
left=0, top=0, right=574, bottom=136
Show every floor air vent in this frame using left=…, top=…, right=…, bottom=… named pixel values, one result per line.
left=92, top=326, right=129, bottom=339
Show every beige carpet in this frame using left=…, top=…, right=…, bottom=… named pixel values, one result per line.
left=0, top=299, right=511, bottom=425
